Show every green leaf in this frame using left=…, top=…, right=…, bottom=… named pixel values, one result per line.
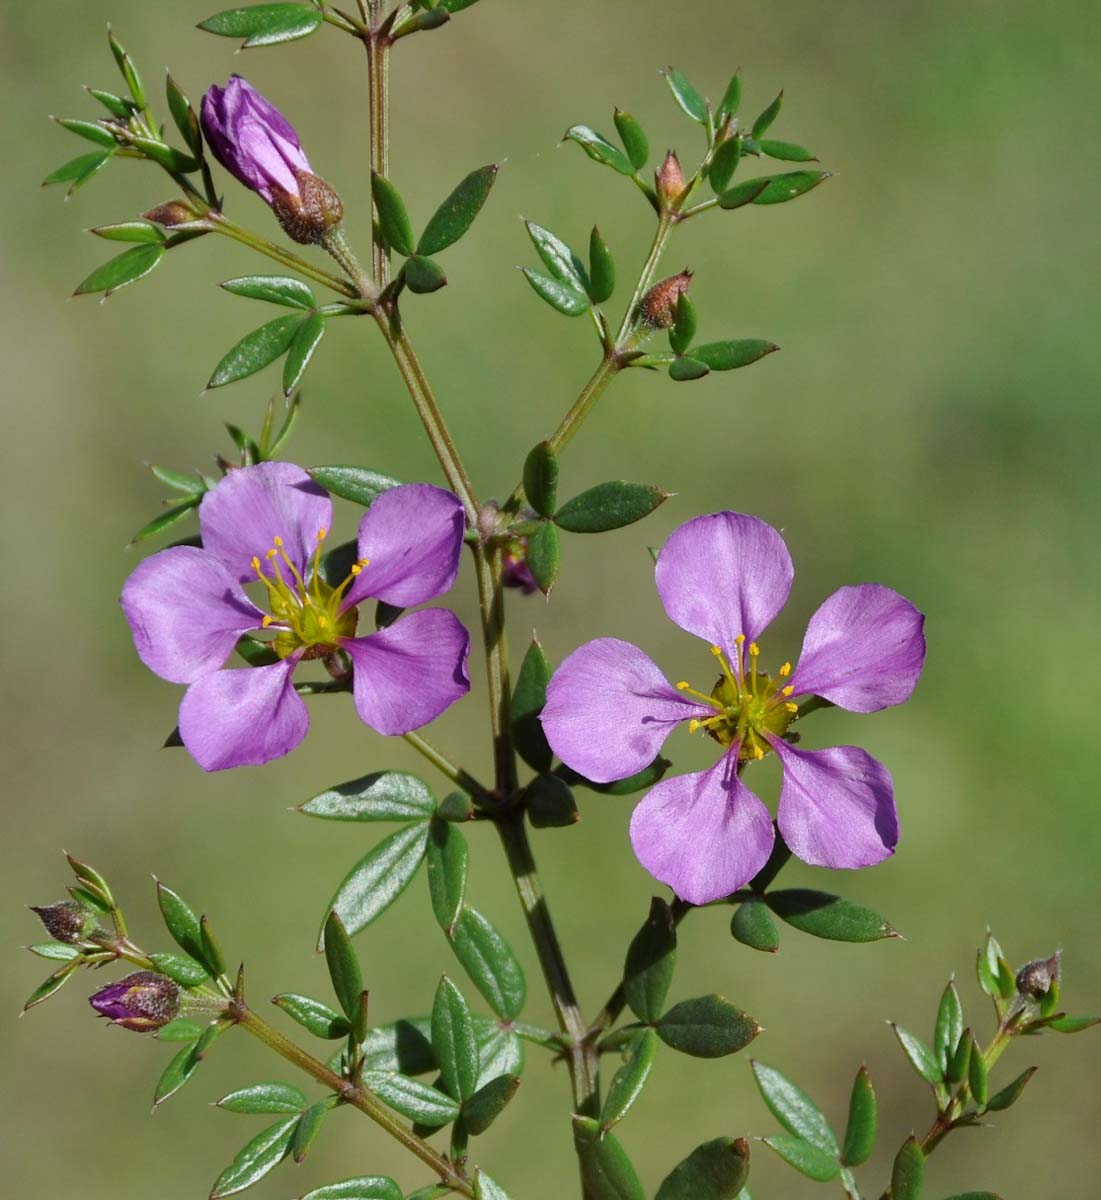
left=730, top=898, right=780, bottom=953
left=523, top=441, right=559, bottom=517
left=322, top=822, right=430, bottom=939
left=554, top=481, right=670, bottom=534
left=323, top=910, right=363, bottom=1020
left=842, top=1066, right=876, bottom=1166
left=198, top=4, right=323, bottom=48
left=758, top=139, right=815, bottom=162
left=563, top=125, right=634, bottom=175
left=166, top=74, right=203, bottom=157
left=404, top=255, right=448, bottom=294
left=891, top=1137, right=924, bottom=1200
left=22, top=964, right=76, bottom=1010
left=709, top=137, right=743, bottom=193
left=751, top=92, right=783, bottom=139
left=891, top=1024, right=944, bottom=1086
left=42, top=150, right=111, bottom=193
left=522, top=267, right=588, bottom=316
left=292, top=1099, right=332, bottom=1163
left=129, top=499, right=200, bottom=545
left=301, top=1178, right=402, bottom=1200
left=600, top=1028, right=657, bottom=1132
left=207, top=314, right=305, bottom=389
left=1047, top=1015, right=1101, bottom=1033
left=716, top=177, right=772, bottom=209
left=432, top=976, right=480, bottom=1102
left=449, top=907, right=526, bottom=1020
left=218, top=1082, right=308, bottom=1114
left=655, top=1137, right=750, bottom=1200
left=154, top=1026, right=223, bottom=1107
left=526, top=521, right=560, bottom=595
left=108, top=29, right=146, bottom=107
left=512, top=637, right=553, bottom=772
left=149, top=951, right=208, bottom=987
left=751, top=1061, right=838, bottom=1154
left=87, top=88, right=136, bottom=119
left=474, top=1171, right=513, bottom=1200
left=658, top=996, right=760, bottom=1058
left=417, top=164, right=498, bottom=255
left=763, top=1135, right=838, bottom=1182
left=559, top=756, right=671, bottom=796
left=282, top=311, right=325, bottom=395
left=273, top=993, right=351, bottom=1040
left=765, top=889, right=898, bottom=942
left=947, top=1027, right=972, bottom=1084
left=969, top=1042, right=989, bottom=1106
left=526, top=221, right=589, bottom=293
left=525, top=773, right=579, bottom=828
left=718, top=72, right=742, bottom=121
left=663, top=67, right=709, bottom=125
left=574, top=1116, right=646, bottom=1200
left=210, top=1116, right=297, bottom=1197
left=426, top=819, right=468, bottom=932
left=371, top=174, right=416, bottom=257
left=157, top=1017, right=205, bottom=1042
left=691, top=339, right=779, bottom=372
left=986, top=1065, right=1037, bottom=1112
left=28, top=942, right=81, bottom=962
left=623, top=897, right=677, bottom=1022
left=613, top=109, right=649, bottom=170
left=669, top=291, right=697, bottom=356
left=588, top=227, right=616, bottom=303
left=129, top=137, right=200, bottom=174
left=668, top=357, right=710, bottom=382
left=92, top=221, right=165, bottom=244
left=361, top=1015, right=522, bottom=1090
left=462, top=1073, right=521, bottom=1135
left=221, top=275, right=315, bottom=309
left=362, top=1070, right=461, bottom=1125
left=307, top=465, right=402, bottom=508
left=746, top=170, right=831, bottom=206
left=934, top=981, right=964, bottom=1071
left=157, top=881, right=205, bottom=962
left=75, top=243, right=164, bottom=297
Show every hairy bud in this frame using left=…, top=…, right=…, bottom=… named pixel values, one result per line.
left=269, top=170, right=345, bottom=245
left=89, top=971, right=179, bottom=1032
left=1016, top=951, right=1061, bottom=999
left=31, top=901, right=96, bottom=945
left=640, top=269, right=693, bottom=328
left=656, top=150, right=686, bottom=210
left=143, top=200, right=200, bottom=228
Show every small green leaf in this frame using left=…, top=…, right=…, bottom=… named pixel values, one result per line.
left=218, top=1082, right=308, bottom=1114
left=426, top=819, right=468, bottom=932
left=691, top=339, right=779, bottom=372
left=92, top=220, right=165, bottom=244
left=462, top=1072, right=521, bottom=1135
left=934, top=981, right=964, bottom=1071
left=199, top=915, right=226, bottom=979
left=449, top=907, right=526, bottom=1020
left=624, top=897, right=677, bottom=1022
left=841, top=1066, right=876, bottom=1166
left=272, top=993, right=351, bottom=1040
left=210, top=1116, right=297, bottom=1197
left=526, top=221, right=590, bottom=293
left=362, top=1070, right=461, bottom=1125
left=655, top=1137, right=750, bottom=1200
left=404, top=255, right=448, bottom=293
left=758, top=139, right=815, bottom=162
left=718, top=72, right=742, bottom=121
left=282, top=311, right=325, bottom=395
left=525, top=773, right=578, bottom=828
left=22, top=964, right=77, bottom=1010
left=108, top=29, right=146, bottom=107
left=157, top=1017, right=205, bottom=1042
left=891, top=1137, right=924, bottom=1200
left=574, top=1116, right=646, bottom=1200
left=361, top=1014, right=522, bottom=1090
left=663, top=68, right=709, bottom=125
left=371, top=173, right=415, bottom=257
left=512, top=637, right=553, bottom=772
left=763, top=1135, right=838, bottom=1182
left=765, top=889, right=897, bottom=942
left=221, top=275, right=315, bottom=309
left=668, top=357, right=710, bottom=381
left=600, top=1028, right=657, bottom=1132
left=207, top=314, right=305, bottom=389
left=716, top=177, right=772, bottom=209
left=155, top=1041, right=203, bottom=1106
left=751, top=91, right=783, bottom=140
left=323, top=910, right=363, bottom=1021
left=474, top=1171, right=513, bottom=1200
left=986, top=1065, right=1037, bottom=1112
left=42, top=150, right=111, bottom=192
left=891, top=1024, right=944, bottom=1086
left=588, top=227, right=615, bottom=303
left=947, top=1027, right=973, bottom=1084
left=613, top=109, right=649, bottom=170
left=969, top=1043, right=989, bottom=1107
left=751, top=1061, right=838, bottom=1154
left=27, top=942, right=81, bottom=962
left=300, top=1178, right=402, bottom=1200
left=417, top=164, right=498, bottom=255
left=523, top=441, right=558, bottom=517
left=149, top=951, right=208, bottom=987
left=1047, top=1015, right=1101, bottom=1033
left=730, top=898, right=780, bottom=953
left=129, top=137, right=200, bottom=174
left=129, top=499, right=200, bottom=545
left=322, top=821, right=430, bottom=940
left=166, top=74, right=203, bottom=157
left=526, top=521, right=560, bottom=595
left=658, top=996, right=760, bottom=1058
left=87, top=88, right=136, bottom=119
left=157, top=881, right=205, bottom=962
left=432, top=976, right=480, bottom=1102
left=306, top=466, right=401, bottom=508
left=292, top=1099, right=332, bottom=1163
left=563, top=125, right=634, bottom=175
left=198, top=4, right=323, bottom=48
left=709, top=137, right=743, bottom=192
left=522, top=267, right=588, bottom=316
left=747, top=170, right=831, bottom=206
left=75, top=243, right=164, bottom=297
left=669, top=291, right=697, bottom=356
left=554, top=481, right=670, bottom=534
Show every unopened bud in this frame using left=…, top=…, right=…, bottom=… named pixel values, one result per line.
left=1015, top=951, right=1061, bottom=999
left=501, top=538, right=537, bottom=596
left=656, top=150, right=686, bottom=210
left=31, top=901, right=96, bottom=945
left=640, top=270, right=693, bottom=328
left=143, top=200, right=199, bottom=228
left=89, top=971, right=180, bottom=1032
left=270, top=170, right=344, bottom=245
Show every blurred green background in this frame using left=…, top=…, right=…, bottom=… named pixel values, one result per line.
left=4, top=0, right=1099, bottom=1196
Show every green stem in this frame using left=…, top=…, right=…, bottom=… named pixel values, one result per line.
left=402, top=730, right=489, bottom=798
left=208, top=213, right=360, bottom=298
left=366, top=31, right=392, bottom=285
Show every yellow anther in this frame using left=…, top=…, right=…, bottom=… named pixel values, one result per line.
left=676, top=681, right=691, bottom=690
left=710, top=644, right=724, bottom=656
left=688, top=720, right=701, bottom=735
left=735, top=634, right=746, bottom=645
left=251, top=555, right=262, bottom=572
left=779, top=661, right=792, bottom=677
left=754, top=745, right=765, bottom=760
left=261, top=615, right=273, bottom=628
left=350, top=564, right=362, bottom=576
left=360, top=557, right=370, bottom=567
left=784, top=702, right=799, bottom=713
left=267, top=547, right=278, bottom=559
left=781, top=684, right=794, bottom=696
left=319, top=615, right=328, bottom=628
left=274, top=535, right=284, bottom=548
left=316, top=527, right=327, bottom=542
left=749, top=642, right=760, bottom=657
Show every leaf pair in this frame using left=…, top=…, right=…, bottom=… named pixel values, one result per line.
left=522, top=221, right=615, bottom=314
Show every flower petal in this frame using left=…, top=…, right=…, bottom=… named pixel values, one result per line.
left=655, top=512, right=793, bottom=657
left=344, top=608, right=470, bottom=736
left=199, top=461, right=332, bottom=583
left=343, top=484, right=465, bottom=609
left=178, top=657, right=308, bottom=771
left=629, top=754, right=775, bottom=905
left=789, top=584, right=926, bottom=712
left=541, top=638, right=711, bottom=783
left=769, top=737, right=898, bottom=869
left=121, top=546, right=265, bottom=684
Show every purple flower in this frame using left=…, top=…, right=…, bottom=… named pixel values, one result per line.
left=541, top=512, right=925, bottom=905
left=90, top=972, right=179, bottom=1032
left=501, top=538, right=538, bottom=596
left=122, top=462, right=471, bottom=772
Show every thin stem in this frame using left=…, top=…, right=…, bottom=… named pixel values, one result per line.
left=613, top=211, right=676, bottom=344
left=209, top=213, right=360, bottom=298
left=472, top=542, right=517, bottom=797
left=402, top=730, right=489, bottom=797
left=366, top=32, right=392, bottom=285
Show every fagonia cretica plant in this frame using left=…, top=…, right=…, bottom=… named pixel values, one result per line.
left=23, top=4, right=1096, bottom=1200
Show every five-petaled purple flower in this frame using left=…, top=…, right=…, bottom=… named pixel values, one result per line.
left=122, top=462, right=470, bottom=772
left=541, top=512, right=926, bottom=905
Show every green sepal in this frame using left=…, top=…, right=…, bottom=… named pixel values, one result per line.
left=523, top=441, right=558, bottom=517
left=762, top=1135, right=838, bottom=1182
left=512, top=637, right=553, bottom=772
left=166, top=73, right=203, bottom=157
left=718, top=72, right=742, bottom=121
left=588, top=227, right=616, bottom=303
left=217, top=1082, right=308, bottom=1114
left=92, top=221, right=165, bottom=244
left=709, top=137, right=743, bottom=192
left=730, top=898, right=780, bottom=953
left=462, top=1073, right=521, bottom=1135
left=985, top=1065, right=1037, bottom=1112
left=431, top=976, right=480, bottom=1102
left=426, top=819, right=468, bottom=933
left=525, top=774, right=578, bottom=828
left=149, top=950, right=208, bottom=987
left=751, top=1060, right=838, bottom=1153
left=526, top=521, right=560, bottom=595
left=307, top=465, right=402, bottom=508
left=207, top=314, right=305, bottom=389
left=663, top=67, right=708, bottom=125
left=692, top=339, right=779, bottom=371
left=668, top=357, right=710, bottom=381
left=272, top=993, right=351, bottom=1039
left=42, top=150, right=112, bottom=194
left=891, top=1023, right=944, bottom=1086
left=283, top=311, right=325, bottom=395
left=623, top=897, right=677, bottom=1022
left=362, top=1070, right=461, bottom=1125
left=890, top=1137, right=924, bottom=1200
left=198, top=4, right=324, bottom=49
left=669, top=290, right=697, bottom=355
left=562, top=125, right=634, bottom=175
left=574, top=1116, right=646, bottom=1200
left=554, top=481, right=670, bottom=533
left=371, top=173, right=416, bottom=257
left=300, top=1178, right=402, bottom=1200
left=613, top=109, right=649, bottom=170
left=934, top=981, right=964, bottom=1071
left=841, top=1066, right=876, bottom=1166
left=655, top=1137, right=750, bottom=1200
left=448, top=907, right=526, bottom=1020
left=322, top=910, right=363, bottom=1021
left=526, top=221, right=589, bottom=293
left=751, top=91, right=783, bottom=140
left=417, top=164, right=498, bottom=255
left=522, top=267, right=588, bottom=316
left=405, top=255, right=448, bottom=294
left=74, top=243, right=164, bottom=297
left=210, top=1116, right=298, bottom=1197
left=600, top=1028, right=657, bottom=1132
left=320, top=821, right=430, bottom=940
left=221, top=274, right=315, bottom=309
left=765, top=889, right=898, bottom=942
left=157, top=881, right=205, bottom=962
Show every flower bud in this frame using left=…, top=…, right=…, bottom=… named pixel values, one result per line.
left=89, top=971, right=179, bottom=1032
left=501, top=538, right=537, bottom=596
left=200, top=75, right=343, bottom=243
left=640, top=269, right=693, bottom=328
left=143, top=200, right=200, bottom=229
left=1015, top=951, right=1061, bottom=999
left=655, top=150, right=686, bottom=210
left=31, top=901, right=96, bottom=944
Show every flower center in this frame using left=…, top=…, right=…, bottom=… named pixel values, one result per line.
left=676, top=635, right=799, bottom=763
left=251, top=529, right=366, bottom=659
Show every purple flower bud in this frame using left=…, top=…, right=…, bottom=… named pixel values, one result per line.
left=1015, top=951, right=1061, bottom=999
left=655, top=150, right=686, bottom=210
left=502, top=539, right=538, bottom=596
left=89, top=971, right=180, bottom=1032
left=640, top=269, right=693, bottom=328
left=31, top=901, right=96, bottom=944
left=201, top=76, right=343, bottom=244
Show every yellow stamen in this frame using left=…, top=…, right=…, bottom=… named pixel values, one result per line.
left=754, top=745, right=764, bottom=760
left=781, top=685, right=794, bottom=696
left=784, top=702, right=799, bottom=713
left=261, top=615, right=273, bottom=628
left=779, top=661, right=792, bottom=677
left=735, top=634, right=746, bottom=645
left=749, top=642, right=760, bottom=657
left=677, top=680, right=723, bottom=709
